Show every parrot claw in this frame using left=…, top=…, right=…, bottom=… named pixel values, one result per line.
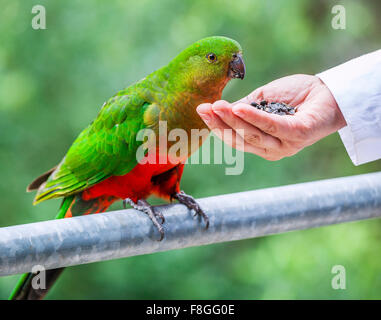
left=123, top=198, right=165, bottom=241
left=173, top=191, right=209, bottom=229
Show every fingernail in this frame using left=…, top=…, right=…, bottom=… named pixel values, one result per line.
left=213, top=110, right=226, bottom=118
left=197, top=103, right=211, bottom=114
left=198, top=113, right=211, bottom=124
left=232, top=109, right=243, bottom=117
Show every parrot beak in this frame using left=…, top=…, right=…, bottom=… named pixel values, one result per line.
left=228, top=53, right=245, bottom=80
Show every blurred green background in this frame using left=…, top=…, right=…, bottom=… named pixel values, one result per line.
left=1, top=0, right=380, bottom=299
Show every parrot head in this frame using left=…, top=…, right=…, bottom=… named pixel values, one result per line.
left=168, top=36, right=245, bottom=94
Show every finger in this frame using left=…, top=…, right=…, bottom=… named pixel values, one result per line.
left=233, top=76, right=310, bottom=106
left=196, top=103, right=214, bottom=127
left=197, top=103, right=238, bottom=145
left=211, top=101, right=282, bottom=150
left=197, top=103, right=275, bottom=159
left=231, top=103, right=294, bottom=138
left=197, top=103, right=236, bottom=138
left=211, top=121, right=273, bottom=160
left=233, top=87, right=263, bottom=105
left=241, top=86, right=283, bottom=105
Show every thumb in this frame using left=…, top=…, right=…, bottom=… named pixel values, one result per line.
left=233, top=87, right=264, bottom=105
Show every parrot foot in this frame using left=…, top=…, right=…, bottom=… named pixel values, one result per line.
left=123, top=198, right=165, bottom=241
left=173, top=191, right=209, bottom=229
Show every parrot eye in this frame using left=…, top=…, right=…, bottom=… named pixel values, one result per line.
left=206, top=53, right=217, bottom=63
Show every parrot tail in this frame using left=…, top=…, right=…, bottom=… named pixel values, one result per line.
left=26, top=166, right=57, bottom=192
left=9, top=193, right=117, bottom=300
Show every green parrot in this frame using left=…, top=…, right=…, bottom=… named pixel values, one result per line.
left=9, top=36, right=245, bottom=299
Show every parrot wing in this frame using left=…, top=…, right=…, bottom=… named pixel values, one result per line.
left=33, top=90, right=150, bottom=204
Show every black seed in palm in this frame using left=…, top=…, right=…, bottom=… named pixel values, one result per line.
left=250, top=101, right=296, bottom=116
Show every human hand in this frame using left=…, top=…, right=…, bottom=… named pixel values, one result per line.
left=196, top=74, right=347, bottom=161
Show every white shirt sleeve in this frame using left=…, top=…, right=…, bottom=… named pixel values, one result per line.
left=316, top=50, right=381, bottom=166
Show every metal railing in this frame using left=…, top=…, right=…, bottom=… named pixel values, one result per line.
left=1, top=172, right=381, bottom=276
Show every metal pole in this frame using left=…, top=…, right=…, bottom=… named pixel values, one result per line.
left=1, top=172, right=381, bottom=276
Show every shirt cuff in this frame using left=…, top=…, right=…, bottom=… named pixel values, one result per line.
left=316, top=49, right=381, bottom=166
